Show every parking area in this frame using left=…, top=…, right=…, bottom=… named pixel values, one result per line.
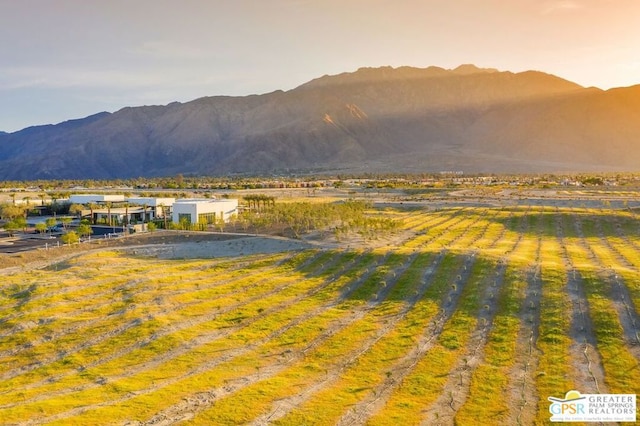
left=0, top=235, right=62, bottom=254
left=0, top=226, right=126, bottom=254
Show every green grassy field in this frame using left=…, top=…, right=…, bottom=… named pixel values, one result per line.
left=1, top=203, right=639, bottom=425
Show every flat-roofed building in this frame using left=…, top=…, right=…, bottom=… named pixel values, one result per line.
left=172, top=199, right=238, bottom=225
left=126, top=197, right=175, bottom=219
left=93, top=206, right=146, bottom=225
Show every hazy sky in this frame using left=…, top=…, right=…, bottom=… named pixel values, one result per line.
left=1, top=0, right=639, bottom=132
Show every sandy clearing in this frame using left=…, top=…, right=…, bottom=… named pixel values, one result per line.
left=124, top=236, right=312, bottom=259
left=0, top=233, right=316, bottom=276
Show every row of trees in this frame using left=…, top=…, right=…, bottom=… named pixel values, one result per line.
left=1, top=202, right=93, bottom=239
left=244, top=194, right=276, bottom=212
left=3, top=171, right=640, bottom=196
left=236, top=200, right=400, bottom=240
left=2, top=197, right=78, bottom=219
left=153, top=197, right=399, bottom=240
left=1, top=204, right=29, bottom=235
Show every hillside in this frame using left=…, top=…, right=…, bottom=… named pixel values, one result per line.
left=0, top=65, right=638, bottom=179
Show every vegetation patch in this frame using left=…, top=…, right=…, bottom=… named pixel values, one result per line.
left=2, top=197, right=640, bottom=424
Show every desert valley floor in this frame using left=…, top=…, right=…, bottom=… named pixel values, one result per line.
left=1, top=187, right=639, bottom=425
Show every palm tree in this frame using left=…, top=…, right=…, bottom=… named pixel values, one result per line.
left=123, top=202, right=130, bottom=226
left=69, top=203, right=84, bottom=221
left=88, top=203, right=98, bottom=225
left=22, top=196, right=31, bottom=218
left=158, top=204, right=168, bottom=229
left=48, top=192, right=59, bottom=216
left=106, top=202, right=112, bottom=226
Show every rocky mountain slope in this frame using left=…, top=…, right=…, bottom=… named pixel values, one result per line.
left=0, top=65, right=638, bottom=179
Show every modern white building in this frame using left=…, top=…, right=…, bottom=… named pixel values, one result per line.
left=92, top=207, right=146, bottom=225
left=172, top=199, right=238, bottom=225
left=66, top=194, right=239, bottom=226
left=126, top=197, right=175, bottom=218
left=68, top=195, right=176, bottom=223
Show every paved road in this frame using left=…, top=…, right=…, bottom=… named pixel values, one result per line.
left=0, top=226, right=126, bottom=254
left=0, top=235, right=61, bottom=254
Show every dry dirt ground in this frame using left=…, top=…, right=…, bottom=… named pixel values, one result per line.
left=3, top=192, right=637, bottom=424
left=0, top=231, right=320, bottom=274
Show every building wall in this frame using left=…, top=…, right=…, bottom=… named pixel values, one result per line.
left=126, top=197, right=175, bottom=218
left=127, top=197, right=175, bottom=208
left=172, top=199, right=238, bottom=224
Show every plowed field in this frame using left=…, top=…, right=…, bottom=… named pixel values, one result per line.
left=1, top=205, right=639, bottom=425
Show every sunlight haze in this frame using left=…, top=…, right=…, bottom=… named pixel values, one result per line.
left=1, top=0, right=638, bottom=132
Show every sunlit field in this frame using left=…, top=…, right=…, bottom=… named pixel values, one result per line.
left=1, top=199, right=639, bottom=425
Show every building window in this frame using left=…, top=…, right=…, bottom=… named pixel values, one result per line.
left=178, top=213, right=192, bottom=224
left=198, top=212, right=216, bottom=224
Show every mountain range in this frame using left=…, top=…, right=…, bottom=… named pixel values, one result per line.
left=1, top=64, right=639, bottom=180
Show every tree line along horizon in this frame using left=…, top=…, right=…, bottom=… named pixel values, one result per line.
left=0, top=171, right=639, bottom=193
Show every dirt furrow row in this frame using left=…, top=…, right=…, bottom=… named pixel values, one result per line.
left=566, top=268, right=607, bottom=394
left=474, top=206, right=535, bottom=426
left=508, top=263, right=542, bottom=426
left=337, top=253, right=477, bottom=424
left=2, top=256, right=344, bottom=397
left=572, top=212, right=640, bottom=360
left=562, top=212, right=610, bottom=392
left=9, top=249, right=374, bottom=421
left=136, top=251, right=421, bottom=425
left=602, top=270, right=640, bottom=361
left=421, top=260, right=506, bottom=425
left=257, top=251, right=448, bottom=426
left=0, top=251, right=300, bottom=359
left=0, top=251, right=357, bottom=404
left=422, top=209, right=531, bottom=424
